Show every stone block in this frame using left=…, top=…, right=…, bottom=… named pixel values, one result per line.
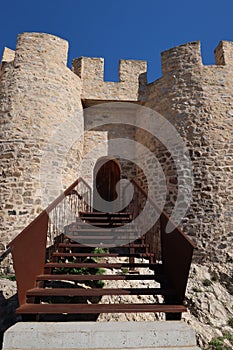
left=3, top=321, right=200, bottom=349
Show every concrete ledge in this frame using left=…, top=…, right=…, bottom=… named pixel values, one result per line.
left=3, top=321, right=200, bottom=349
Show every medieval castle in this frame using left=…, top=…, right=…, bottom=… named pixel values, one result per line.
left=0, top=32, right=232, bottom=263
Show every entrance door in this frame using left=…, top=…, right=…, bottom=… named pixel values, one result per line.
left=94, top=159, right=121, bottom=211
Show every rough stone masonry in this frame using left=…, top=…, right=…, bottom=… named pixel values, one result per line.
left=0, top=32, right=232, bottom=264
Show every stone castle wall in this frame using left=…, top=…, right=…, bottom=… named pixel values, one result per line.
left=0, top=33, right=83, bottom=247
left=143, top=41, right=233, bottom=262
left=0, top=33, right=232, bottom=263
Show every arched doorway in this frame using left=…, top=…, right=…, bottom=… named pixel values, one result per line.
left=93, top=158, right=121, bottom=212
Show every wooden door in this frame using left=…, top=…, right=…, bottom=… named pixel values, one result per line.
left=94, top=159, right=121, bottom=211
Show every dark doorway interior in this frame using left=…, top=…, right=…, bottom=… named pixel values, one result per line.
left=94, top=159, right=121, bottom=211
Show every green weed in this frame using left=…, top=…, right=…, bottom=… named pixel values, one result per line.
left=202, top=279, right=212, bottom=287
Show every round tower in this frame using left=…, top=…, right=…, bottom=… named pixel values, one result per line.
left=0, top=33, right=84, bottom=245
left=144, top=41, right=233, bottom=262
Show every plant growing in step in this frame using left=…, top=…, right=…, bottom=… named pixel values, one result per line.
left=202, top=279, right=212, bottom=287
left=53, top=258, right=106, bottom=288
left=96, top=279, right=105, bottom=288
left=91, top=247, right=110, bottom=262
left=92, top=247, right=109, bottom=254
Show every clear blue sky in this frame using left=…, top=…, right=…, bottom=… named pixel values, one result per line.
left=0, top=0, right=233, bottom=82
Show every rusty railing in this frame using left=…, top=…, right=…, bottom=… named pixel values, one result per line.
left=47, top=178, right=91, bottom=246
left=8, top=177, right=91, bottom=305
left=124, top=178, right=196, bottom=303
left=123, top=179, right=161, bottom=261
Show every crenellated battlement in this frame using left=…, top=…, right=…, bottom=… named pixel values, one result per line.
left=161, top=41, right=203, bottom=74
left=1, top=33, right=233, bottom=105
left=72, top=56, right=147, bottom=103
left=71, top=40, right=233, bottom=103
left=73, top=57, right=147, bottom=84
left=161, top=40, right=233, bottom=75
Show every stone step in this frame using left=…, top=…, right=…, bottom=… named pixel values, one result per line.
left=3, top=321, right=200, bottom=349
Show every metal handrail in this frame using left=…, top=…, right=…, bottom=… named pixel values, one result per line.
left=124, top=178, right=196, bottom=302
left=0, top=247, right=11, bottom=263
left=130, top=179, right=196, bottom=248
left=6, top=174, right=195, bottom=307
left=8, top=177, right=91, bottom=305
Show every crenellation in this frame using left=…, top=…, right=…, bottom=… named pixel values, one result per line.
left=1, top=48, right=15, bottom=63
left=161, top=41, right=202, bottom=75
left=72, top=57, right=104, bottom=81
left=15, top=32, right=69, bottom=67
left=214, top=40, right=233, bottom=66
left=73, top=56, right=147, bottom=102
left=118, top=59, right=147, bottom=83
